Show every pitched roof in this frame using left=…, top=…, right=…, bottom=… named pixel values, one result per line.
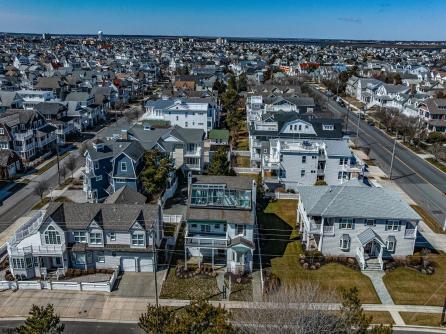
left=298, top=185, right=420, bottom=221
left=104, top=185, right=147, bottom=205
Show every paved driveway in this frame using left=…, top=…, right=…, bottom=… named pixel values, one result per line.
left=112, top=272, right=162, bottom=298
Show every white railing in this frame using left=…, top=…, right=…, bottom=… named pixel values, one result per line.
left=232, top=150, right=251, bottom=157
left=323, top=225, right=335, bottom=236
left=9, top=244, right=65, bottom=256
left=233, top=167, right=261, bottom=174
left=163, top=215, right=183, bottom=223
left=309, top=223, right=321, bottom=233
left=404, top=229, right=417, bottom=239
left=356, top=248, right=365, bottom=270
left=275, top=192, right=300, bottom=200
left=185, top=235, right=230, bottom=248
left=9, top=211, right=45, bottom=246
left=14, top=130, right=34, bottom=140
left=378, top=256, right=384, bottom=270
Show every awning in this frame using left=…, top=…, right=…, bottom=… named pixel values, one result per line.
left=357, top=228, right=385, bottom=247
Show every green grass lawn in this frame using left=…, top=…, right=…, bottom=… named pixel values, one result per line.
left=236, top=138, right=249, bottom=151
left=365, top=311, right=394, bottom=325
left=383, top=253, right=446, bottom=306
left=258, top=200, right=380, bottom=304
left=400, top=312, right=444, bottom=327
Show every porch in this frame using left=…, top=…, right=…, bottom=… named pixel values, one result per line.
left=184, top=248, right=227, bottom=270
left=356, top=228, right=386, bottom=271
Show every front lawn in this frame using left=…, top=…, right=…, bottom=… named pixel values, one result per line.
left=365, top=311, right=394, bottom=325
left=258, top=200, right=379, bottom=304
left=383, top=253, right=446, bottom=306
left=160, top=271, right=221, bottom=300
left=400, top=312, right=443, bottom=327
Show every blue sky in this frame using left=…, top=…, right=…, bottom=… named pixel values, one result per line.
left=0, top=0, right=445, bottom=41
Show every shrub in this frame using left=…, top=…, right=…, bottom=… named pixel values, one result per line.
left=314, top=180, right=327, bottom=186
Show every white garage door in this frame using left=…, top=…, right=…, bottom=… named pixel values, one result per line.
left=139, top=257, right=153, bottom=272
left=121, top=258, right=136, bottom=272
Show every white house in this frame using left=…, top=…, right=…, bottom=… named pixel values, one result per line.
left=184, top=175, right=256, bottom=274
left=143, top=98, right=219, bottom=136
left=298, top=184, right=420, bottom=270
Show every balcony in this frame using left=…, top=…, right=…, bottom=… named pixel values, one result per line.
left=9, top=244, right=66, bottom=256
left=185, top=234, right=230, bottom=249
left=404, top=229, right=417, bottom=239
left=14, top=130, right=34, bottom=141
left=185, top=147, right=202, bottom=157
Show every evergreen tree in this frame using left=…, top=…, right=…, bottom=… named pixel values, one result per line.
left=139, top=301, right=238, bottom=334
left=139, top=150, right=173, bottom=198
left=340, top=287, right=371, bottom=333
left=207, top=148, right=230, bottom=176
left=17, top=304, right=64, bottom=334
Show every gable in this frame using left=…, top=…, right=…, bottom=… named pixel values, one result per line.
left=87, top=220, right=102, bottom=230
left=280, top=120, right=317, bottom=135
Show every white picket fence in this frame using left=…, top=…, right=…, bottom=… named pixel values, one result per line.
left=233, top=167, right=261, bottom=174
left=0, top=266, right=119, bottom=293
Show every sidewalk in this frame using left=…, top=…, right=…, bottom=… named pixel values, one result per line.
left=0, top=289, right=444, bottom=322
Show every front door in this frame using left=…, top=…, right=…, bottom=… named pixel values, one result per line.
left=364, top=241, right=378, bottom=258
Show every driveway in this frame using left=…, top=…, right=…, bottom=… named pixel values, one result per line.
left=112, top=272, right=163, bottom=298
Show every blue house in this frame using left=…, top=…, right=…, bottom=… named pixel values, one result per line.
left=83, top=139, right=145, bottom=202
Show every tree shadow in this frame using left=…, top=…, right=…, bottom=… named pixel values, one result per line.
left=256, top=212, right=296, bottom=268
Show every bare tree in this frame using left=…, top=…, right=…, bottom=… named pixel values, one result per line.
left=234, top=283, right=343, bottom=334
left=33, top=180, right=49, bottom=200
left=430, top=143, right=446, bottom=161
left=64, top=155, right=77, bottom=179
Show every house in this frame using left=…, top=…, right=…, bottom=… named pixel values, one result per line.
left=34, top=102, right=76, bottom=145
left=262, top=139, right=361, bottom=190
left=0, top=109, right=57, bottom=162
left=83, top=139, right=145, bottom=202
left=17, top=90, right=56, bottom=110
left=143, top=97, right=219, bottom=136
left=0, top=149, right=22, bottom=179
left=298, top=184, right=420, bottom=270
left=248, top=112, right=344, bottom=166
left=0, top=91, right=24, bottom=112
left=418, top=99, right=446, bottom=133
left=184, top=175, right=256, bottom=274
left=6, top=201, right=163, bottom=279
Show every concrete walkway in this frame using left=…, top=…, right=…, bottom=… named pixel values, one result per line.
left=363, top=271, right=394, bottom=305
left=251, top=270, right=263, bottom=302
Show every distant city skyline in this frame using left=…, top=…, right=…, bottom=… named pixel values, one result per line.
left=0, top=0, right=445, bottom=41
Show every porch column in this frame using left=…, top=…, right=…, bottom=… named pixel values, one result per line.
left=184, top=246, right=187, bottom=270
left=379, top=244, right=384, bottom=269
left=211, top=248, right=214, bottom=270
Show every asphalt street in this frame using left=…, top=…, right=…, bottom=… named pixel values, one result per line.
left=310, top=86, right=446, bottom=227
left=0, top=120, right=117, bottom=233
left=0, top=320, right=142, bottom=334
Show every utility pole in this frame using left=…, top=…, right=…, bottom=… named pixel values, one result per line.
left=56, top=144, right=61, bottom=186
left=356, top=110, right=361, bottom=139
left=152, top=229, right=159, bottom=307
left=345, top=106, right=350, bottom=133
left=389, top=132, right=397, bottom=180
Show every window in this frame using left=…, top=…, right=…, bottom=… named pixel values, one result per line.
left=44, top=226, right=61, bottom=245
left=339, top=158, right=344, bottom=165
left=386, top=220, right=400, bottom=231
left=323, top=124, right=334, bottom=131
left=191, top=224, right=197, bottom=228
left=338, top=172, right=343, bottom=180
left=96, top=252, right=105, bottom=263
left=214, top=224, right=220, bottom=229
left=386, top=236, right=396, bottom=252
left=33, top=257, right=39, bottom=267
left=236, top=224, right=244, bottom=236
left=201, top=225, right=211, bottom=233
left=302, top=156, right=307, bottom=163
left=96, top=175, right=103, bottom=181
left=121, top=162, right=127, bottom=172
left=74, top=253, right=86, bottom=265
left=339, top=235, right=350, bottom=250
left=0, top=128, right=3, bottom=135
left=132, top=233, right=145, bottom=246
left=110, top=232, right=116, bottom=241
left=115, top=178, right=126, bottom=183
left=12, top=258, right=25, bottom=269
left=301, top=170, right=306, bottom=177
left=94, top=161, right=99, bottom=169
left=298, top=125, right=302, bottom=131
left=339, top=218, right=354, bottom=229
left=74, top=231, right=87, bottom=243
left=25, top=257, right=33, bottom=268
left=89, top=232, right=103, bottom=245
left=365, top=219, right=375, bottom=227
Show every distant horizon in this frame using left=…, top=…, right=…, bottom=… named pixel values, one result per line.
left=1, top=31, right=446, bottom=44
left=1, top=1, right=446, bottom=41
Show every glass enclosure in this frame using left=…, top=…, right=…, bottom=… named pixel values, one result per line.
left=191, top=184, right=251, bottom=209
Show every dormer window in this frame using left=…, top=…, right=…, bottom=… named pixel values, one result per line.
left=45, top=226, right=61, bottom=245
left=89, top=232, right=103, bottom=245
left=131, top=233, right=145, bottom=247
left=121, top=162, right=127, bottom=172
left=323, top=124, right=334, bottom=131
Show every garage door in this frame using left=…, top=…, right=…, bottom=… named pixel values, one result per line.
left=121, top=258, right=136, bottom=272
left=139, top=257, right=153, bottom=272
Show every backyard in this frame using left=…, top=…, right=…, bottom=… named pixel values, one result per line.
left=383, top=252, right=446, bottom=306
left=258, top=200, right=380, bottom=304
